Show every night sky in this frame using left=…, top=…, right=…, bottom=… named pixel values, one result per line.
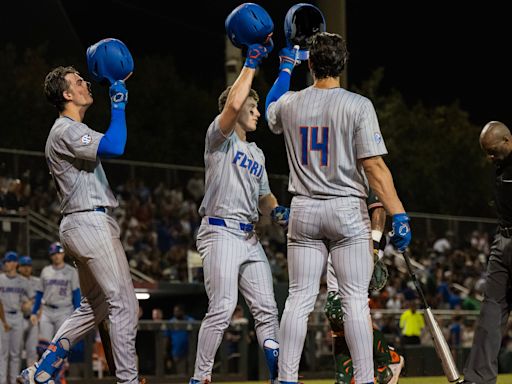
left=3, top=0, right=512, bottom=127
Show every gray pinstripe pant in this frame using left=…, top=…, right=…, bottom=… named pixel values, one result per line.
left=279, top=196, right=374, bottom=383
left=55, top=211, right=139, bottom=384
left=192, top=220, right=279, bottom=382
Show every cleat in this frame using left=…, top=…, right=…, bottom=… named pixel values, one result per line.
left=17, top=365, right=55, bottom=384
left=387, top=353, right=405, bottom=384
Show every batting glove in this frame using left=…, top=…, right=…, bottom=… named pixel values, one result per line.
left=390, top=213, right=411, bottom=252
left=109, top=80, right=128, bottom=110
left=279, top=46, right=301, bottom=73
left=271, top=205, right=290, bottom=228
left=244, top=39, right=273, bottom=69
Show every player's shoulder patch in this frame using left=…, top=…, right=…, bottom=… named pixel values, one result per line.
left=373, top=132, right=382, bottom=144
left=81, top=134, right=92, bottom=145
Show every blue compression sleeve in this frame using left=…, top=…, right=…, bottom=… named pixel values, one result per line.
left=265, top=70, right=292, bottom=120
left=72, top=288, right=81, bottom=309
left=32, top=291, right=43, bottom=315
left=97, top=108, right=127, bottom=157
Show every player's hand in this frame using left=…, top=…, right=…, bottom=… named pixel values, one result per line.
left=2, top=321, right=11, bottom=332
left=279, top=46, right=300, bottom=73
left=30, top=314, right=39, bottom=326
left=109, top=80, right=128, bottom=110
left=271, top=205, right=290, bottom=228
left=244, top=39, right=273, bottom=69
left=390, top=213, right=411, bottom=252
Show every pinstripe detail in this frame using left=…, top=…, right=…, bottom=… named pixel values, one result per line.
left=199, top=117, right=270, bottom=223
left=278, top=196, right=374, bottom=383
left=45, top=117, right=117, bottom=214
left=267, top=87, right=388, bottom=199
left=192, top=221, right=279, bottom=382
left=55, top=212, right=139, bottom=384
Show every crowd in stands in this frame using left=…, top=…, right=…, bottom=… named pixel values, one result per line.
left=4, top=162, right=512, bottom=370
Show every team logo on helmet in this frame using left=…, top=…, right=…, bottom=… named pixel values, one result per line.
left=49, top=242, right=64, bottom=256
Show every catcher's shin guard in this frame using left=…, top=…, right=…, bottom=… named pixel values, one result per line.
left=263, top=339, right=279, bottom=381
left=373, top=328, right=392, bottom=367
left=34, top=338, right=70, bottom=383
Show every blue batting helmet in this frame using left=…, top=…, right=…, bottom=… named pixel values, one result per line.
left=18, top=255, right=32, bottom=266
left=86, top=38, right=134, bottom=84
left=284, top=3, right=326, bottom=50
left=225, top=3, right=274, bottom=48
left=3, top=251, right=18, bottom=263
left=48, top=242, right=64, bottom=256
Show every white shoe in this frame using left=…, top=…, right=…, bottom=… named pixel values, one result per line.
left=388, top=355, right=405, bottom=384
left=17, top=365, right=36, bottom=384
left=17, top=364, right=55, bottom=384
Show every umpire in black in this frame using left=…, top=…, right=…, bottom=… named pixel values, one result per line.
left=463, top=121, right=512, bottom=384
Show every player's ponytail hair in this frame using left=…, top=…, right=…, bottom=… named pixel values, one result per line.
left=218, top=86, right=259, bottom=112
left=308, top=32, right=349, bottom=80
left=44, top=66, right=79, bottom=112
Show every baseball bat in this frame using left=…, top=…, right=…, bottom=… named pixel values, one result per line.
left=98, top=319, right=116, bottom=376
left=401, top=250, right=464, bottom=383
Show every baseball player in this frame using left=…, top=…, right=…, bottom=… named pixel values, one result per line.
left=265, top=32, right=412, bottom=384
left=188, top=38, right=288, bottom=384
left=17, top=256, right=40, bottom=367
left=18, top=66, right=144, bottom=384
left=324, top=190, right=404, bottom=384
left=1, top=251, right=32, bottom=384
left=30, top=243, right=79, bottom=383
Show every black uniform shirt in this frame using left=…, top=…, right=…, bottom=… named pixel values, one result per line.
left=495, top=153, right=512, bottom=227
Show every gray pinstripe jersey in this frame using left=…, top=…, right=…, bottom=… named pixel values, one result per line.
left=37, top=264, right=79, bottom=307
left=0, top=274, right=31, bottom=312
left=267, top=87, right=387, bottom=199
left=45, top=117, right=118, bottom=214
left=198, top=115, right=271, bottom=223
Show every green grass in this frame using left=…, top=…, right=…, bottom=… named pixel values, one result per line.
left=219, top=374, right=512, bottom=384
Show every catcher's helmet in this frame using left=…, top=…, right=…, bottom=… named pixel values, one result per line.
left=284, top=3, right=326, bottom=50
left=48, top=242, right=64, bottom=256
left=86, top=38, right=134, bottom=84
left=225, top=3, right=274, bottom=48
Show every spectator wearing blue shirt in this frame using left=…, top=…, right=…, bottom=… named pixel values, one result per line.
left=166, top=305, right=194, bottom=374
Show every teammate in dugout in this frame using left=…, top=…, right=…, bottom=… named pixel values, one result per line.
left=29, top=243, right=80, bottom=383
left=18, top=63, right=144, bottom=384
left=324, top=190, right=404, bottom=384
left=0, top=251, right=33, bottom=384
left=265, top=32, right=412, bottom=384
left=461, top=121, right=512, bottom=384
left=17, top=255, right=40, bottom=368
left=188, top=12, right=289, bottom=384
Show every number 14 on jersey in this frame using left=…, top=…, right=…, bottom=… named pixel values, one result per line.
left=300, top=126, right=329, bottom=166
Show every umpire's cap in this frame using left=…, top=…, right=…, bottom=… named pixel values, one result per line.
left=225, top=3, right=274, bottom=48
left=3, top=251, right=18, bottom=263
left=86, top=38, right=134, bottom=84
left=284, top=3, right=326, bottom=50
left=18, top=255, right=32, bottom=266
left=48, top=242, right=64, bottom=256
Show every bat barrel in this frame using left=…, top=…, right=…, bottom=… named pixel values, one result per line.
left=424, top=308, right=462, bottom=382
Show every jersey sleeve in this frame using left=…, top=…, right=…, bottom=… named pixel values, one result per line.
left=258, top=161, right=271, bottom=197
left=54, top=121, right=104, bottom=162
left=205, top=115, right=234, bottom=152
left=354, top=98, right=388, bottom=159
left=266, top=100, right=284, bottom=135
